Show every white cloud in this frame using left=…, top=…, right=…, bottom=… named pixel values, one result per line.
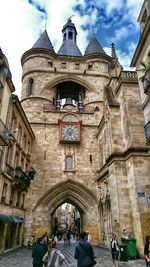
left=94, top=0, right=123, bottom=15
left=0, top=0, right=143, bottom=98
left=114, top=27, right=129, bottom=42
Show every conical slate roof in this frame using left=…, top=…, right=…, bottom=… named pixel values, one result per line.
left=58, top=40, right=82, bottom=57
left=84, top=37, right=105, bottom=56
left=32, top=30, right=54, bottom=52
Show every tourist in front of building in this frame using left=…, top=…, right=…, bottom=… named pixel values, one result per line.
left=42, top=232, right=49, bottom=254
left=74, top=231, right=96, bottom=267
left=63, top=232, right=67, bottom=246
left=42, top=240, right=65, bottom=267
left=86, top=231, right=92, bottom=243
left=111, top=232, right=120, bottom=267
left=67, top=230, right=71, bottom=246
left=144, top=236, right=150, bottom=267
left=32, top=236, right=46, bottom=267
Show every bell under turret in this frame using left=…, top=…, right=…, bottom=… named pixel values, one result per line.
left=63, top=97, right=74, bottom=107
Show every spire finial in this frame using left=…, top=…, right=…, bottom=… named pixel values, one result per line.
left=111, top=42, right=117, bottom=58
left=67, top=15, right=74, bottom=23
left=44, top=16, right=47, bottom=30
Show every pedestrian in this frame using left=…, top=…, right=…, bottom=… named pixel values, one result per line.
left=74, top=231, right=96, bottom=267
left=86, top=231, right=92, bottom=243
left=32, top=236, right=46, bottom=267
left=111, top=232, right=119, bottom=267
left=54, top=232, right=58, bottom=243
left=42, top=240, right=65, bottom=267
left=42, top=232, right=49, bottom=254
left=63, top=232, right=67, bottom=246
left=144, top=235, right=150, bottom=267
left=67, top=230, right=71, bottom=246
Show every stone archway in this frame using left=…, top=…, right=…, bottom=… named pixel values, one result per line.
left=25, top=179, right=99, bottom=244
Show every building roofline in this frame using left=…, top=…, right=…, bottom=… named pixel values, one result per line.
left=131, top=16, right=150, bottom=66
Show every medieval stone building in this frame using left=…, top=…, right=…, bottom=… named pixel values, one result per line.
left=0, top=2, right=150, bottom=254
left=19, top=17, right=150, bottom=256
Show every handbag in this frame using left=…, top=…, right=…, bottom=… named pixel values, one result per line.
left=78, top=242, right=97, bottom=267
left=89, top=258, right=97, bottom=267
left=42, top=254, right=49, bottom=265
left=59, top=256, right=64, bottom=265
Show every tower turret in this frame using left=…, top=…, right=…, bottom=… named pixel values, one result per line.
left=58, top=18, right=82, bottom=57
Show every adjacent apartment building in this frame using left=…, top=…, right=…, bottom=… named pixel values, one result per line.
left=0, top=48, right=35, bottom=253
left=131, top=0, right=150, bottom=146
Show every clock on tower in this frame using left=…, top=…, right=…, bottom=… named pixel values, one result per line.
left=59, top=113, right=81, bottom=144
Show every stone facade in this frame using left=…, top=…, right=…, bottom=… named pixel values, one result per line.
left=131, top=0, right=150, bottom=145
left=0, top=49, right=35, bottom=253
left=0, top=16, right=150, bottom=257
left=20, top=20, right=150, bottom=256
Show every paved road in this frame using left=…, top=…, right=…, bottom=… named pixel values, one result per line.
left=0, top=241, right=145, bottom=267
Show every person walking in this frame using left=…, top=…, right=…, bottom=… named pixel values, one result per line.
left=144, top=236, right=150, bottom=267
left=86, top=231, right=92, bottom=243
left=42, top=232, right=49, bottom=254
left=42, top=240, right=65, bottom=267
left=74, top=231, right=96, bottom=267
left=32, top=236, right=46, bottom=267
left=67, top=230, right=71, bottom=246
left=63, top=232, right=67, bottom=246
left=111, top=232, right=120, bottom=267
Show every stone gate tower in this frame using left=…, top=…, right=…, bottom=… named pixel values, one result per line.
left=21, top=19, right=150, bottom=254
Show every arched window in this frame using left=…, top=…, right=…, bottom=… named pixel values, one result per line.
left=28, top=78, right=34, bottom=96
left=68, top=31, right=73, bottom=40
left=63, top=33, right=66, bottom=41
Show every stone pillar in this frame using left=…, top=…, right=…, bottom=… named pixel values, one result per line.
left=82, top=206, right=99, bottom=245
left=24, top=211, right=33, bottom=246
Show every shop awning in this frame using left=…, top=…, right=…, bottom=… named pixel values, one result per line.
left=0, top=213, right=11, bottom=223
left=9, top=215, right=24, bottom=223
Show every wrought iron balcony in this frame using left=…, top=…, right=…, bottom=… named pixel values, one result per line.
left=144, top=120, right=150, bottom=145
left=4, top=164, right=36, bottom=190
left=0, top=119, right=9, bottom=146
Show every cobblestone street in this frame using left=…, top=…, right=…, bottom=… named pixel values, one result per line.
left=0, top=241, right=145, bottom=267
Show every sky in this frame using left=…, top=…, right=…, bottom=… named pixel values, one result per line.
left=0, top=0, right=143, bottom=98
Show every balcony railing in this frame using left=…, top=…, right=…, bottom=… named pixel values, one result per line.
left=0, top=119, right=9, bottom=146
left=144, top=120, right=150, bottom=145
left=43, top=104, right=95, bottom=114
left=120, top=71, right=137, bottom=79
left=5, top=164, right=36, bottom=190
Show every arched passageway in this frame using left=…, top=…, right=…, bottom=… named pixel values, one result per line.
left=25, top=179, right=99, bottom=244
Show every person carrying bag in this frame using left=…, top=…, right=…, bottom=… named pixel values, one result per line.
left=74, top=232, right=97, bottom=267
left=42, top=241, right=65, bottom=267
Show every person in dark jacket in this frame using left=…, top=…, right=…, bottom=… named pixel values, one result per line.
left=144, top=236, right=150, bottom=267
left=32, top=236, right=46, bottom=267
left=74, top=231, right=96, bottom=267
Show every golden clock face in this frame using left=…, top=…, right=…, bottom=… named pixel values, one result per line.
left=62, top=125, right=79, bottom=141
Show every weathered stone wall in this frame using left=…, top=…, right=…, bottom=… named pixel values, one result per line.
left=21, top=49, right=150, bottom=255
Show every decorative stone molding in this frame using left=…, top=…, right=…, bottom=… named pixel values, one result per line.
left=98, top=179, right=110, bottom=204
